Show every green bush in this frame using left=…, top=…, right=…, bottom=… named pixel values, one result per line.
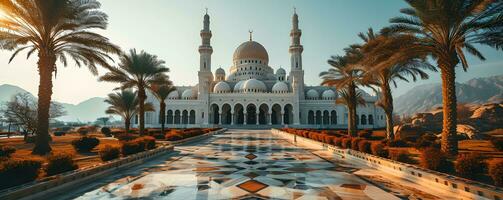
left=139, top=136, right=156, bottom=150
left=358, top=140, right=372, bottom=153
left=99, top=145, right=120, bottom=161
left=0, top=145, right=16, bottom=157
left=101, top=127, right=112, bottom=137
left=71, top=136, right=100, bottom=152
left=24, top=135, right=36, bottom=143
left=116, top=133, right=139, bottom=141
left=371, top=143, right=388, bottom=158
left=491, top=137, right=503, bottom=151
left=489, top=160, right=503, bottom=186
left=121, top=140, right=144, bottom=156
left=351, top=138, right=363, bottom=151
left=341, top=137, right=352, bottom=149
left=0, top=159, right=42, bottom=190
left=45, top=153, right=78, bottom=176
left=455, top=153, right=485, bottom=178
left=390, top=150, right=414, bottom=164
left=419, top=147, right=452, bottom=172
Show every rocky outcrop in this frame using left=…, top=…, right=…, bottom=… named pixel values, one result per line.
left=456, top=124, right=480, bottom=139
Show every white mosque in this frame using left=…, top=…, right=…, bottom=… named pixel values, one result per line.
left=139, top=11, right=386, bottom=129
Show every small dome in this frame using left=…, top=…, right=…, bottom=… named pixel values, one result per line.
left=215, top=68, right=225, bottom=75
left=306, top=89, right=319, bottom=99
left=234, top=80, right=245, bottom=92
left=181, top=88, right=197, bottom=99
left=167, top=90, right=179, bottom=99
left=322, top=89, right=336, bottom=99
left=272, top=81, right=289, bottom=93
left=233, top=41, right=269, bottom=63
left=242, top=78, right=267, bottom=93
left=276, top=67, right=286, bottom=75
left=213, top=81, right=231, bottom=93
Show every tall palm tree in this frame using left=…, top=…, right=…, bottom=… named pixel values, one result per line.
left=382, top=0, right=503, bottom=155
left=320, top=51, right=366, bottom=136
left=0, top=0, right=120, bottom=154
left=151, top=83, right=176, bottom=134
left=104, top=90, right=153, bottom=133
left=357, top=28, right=436, bottom=140
left=99, top=49, right=169, bottom=135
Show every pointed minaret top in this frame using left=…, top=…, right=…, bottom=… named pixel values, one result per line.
left=248, top=30, right=253, bottom=41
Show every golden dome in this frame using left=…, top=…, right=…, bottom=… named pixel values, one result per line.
left=232, top=41, right=269, bottom=63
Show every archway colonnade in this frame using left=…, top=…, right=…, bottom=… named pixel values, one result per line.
left=165, top=109, right=196, bottom=125
left=210, top=103, right=294, bottom=125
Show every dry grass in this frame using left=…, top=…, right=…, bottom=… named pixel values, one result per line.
left=0, top=132, right=120, bottom=168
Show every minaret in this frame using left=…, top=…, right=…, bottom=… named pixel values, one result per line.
left=289, top=8, right=304, bottom=125
left=198, top=9, right=213, bottom=124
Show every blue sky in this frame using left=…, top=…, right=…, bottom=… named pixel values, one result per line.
left=0, top=0, right=502, bottom=104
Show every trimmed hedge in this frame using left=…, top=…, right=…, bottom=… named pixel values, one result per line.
left=99, top=145, right=120, bottom=161
left=0, top=145, right=16, bottom=157
left=455, top=153, right=485, bottom=178
left=489, top=160, right=503, bottom=186
left=71, top=136, right=100, bottom=152
left=116, top=133, right=139, bottom=141
left=0, top=159, right=42, bottom=190
left=341, top=137, right=352, bottom=149
left=101, top=127, right=112, bottom=137
left=358, top=140, right=371, bottom=153
left=45, top=153, right=78, bottom=176
left=371, top=143, right=388, bottom=158
left=351, top=138, right=363, bottom=151
left=390, top=150, right=413, bottom=164
left=121, top=141, right=144, bottom=156
left=491, top=137, right=503, bottom=151
left=419, top=147, right=451, bottom=172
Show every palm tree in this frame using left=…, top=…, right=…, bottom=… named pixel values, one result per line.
left=99, top=49, right=169, bottom=135
left=151, top=83, right=176, bottom=135
left=320, top=51, right=366, bottom=136
left=382, top=0, right=503, bottom=155
left=104, top=90, right=153, bottom=133
left=357, top=28, right=436, bottom=140
left=0, top=0, right=120, bottom=154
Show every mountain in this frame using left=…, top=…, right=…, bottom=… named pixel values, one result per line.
left=394, top=75, right=503, bottom=116
left=0, top=84, right=108, bottom=122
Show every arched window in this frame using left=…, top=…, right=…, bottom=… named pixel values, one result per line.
left=368, top=115, right=374, bottom=125
left=361, top=115, right=367, bottom=125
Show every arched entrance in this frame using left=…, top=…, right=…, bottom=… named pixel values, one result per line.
left=259, top=104, right=269, bottom=125
left=210, top=104, right=219, bottom=124
left=174, top=110, right=181, bottom=124
left=189, top=110, right=195, bottom=124
left=331, top=110, right=337, bottom=124
left=167, top=110, right=173, bottom=124
left=221, top=104, right=232, bottom=124
left=315, top=110, right=322, bottom=125
left=308, top=110, right=314, bottom=124
left=284, top=104, right=293, bottom=124
left=182, top=110, right=188, bottom=124
left=246, top=104, right=257, bottom=125
left=234, top=104, right=244, bottom=124
left=271, top=104, right=282, bottom=125
left=323, top=110, right=329, bottom=125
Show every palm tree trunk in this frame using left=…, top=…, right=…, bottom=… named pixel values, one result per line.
left=32, top=52, right=55, bottom=155
left=348, top=85, right=357, bottom=137
left=138, top=88, right=146, bottom=135
left=160, top=102, right=166, bottom=134
left=439, top=62, right=458, bottom=156
left=381, top=82, right=395, bottom=140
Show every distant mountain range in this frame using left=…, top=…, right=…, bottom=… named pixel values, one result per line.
left=0, top=84, right=108, bottom=122
left=394, top=75, right=503, bottom=116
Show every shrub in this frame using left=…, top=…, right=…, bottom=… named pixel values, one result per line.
left=0, top=146, right=16, bottom=157
left=151, top=133, right=165, bottom=140
left=324, top=135, right=335, bottom=145
left=371, top=143, right=388, bottom=158
left=71, top=136, right=100, bottom=152
left=137, top=136, right=156, bottom=150
left=414, top=134, right=438, bottom=149
left=53, top=131, right=66, bottom=136
left=341, top=137, right=352, bottom=149
left=419, top=147, right=452, bottom=172
left=116, top=133, right=139, bottom=141
left=45, top=154, right=78, bottom=176
left=101, top=127, right=112, bottom=137
left=121, top=140, right=145, bottom=156
left=77, top=127, right=88, bottom=135
left=488, top=160, right=503, bottom=186
left=390, top=150, right=414, bottom=164
left=0, top=159, right=42, bottom=190
left=99, top=145, right=120, bottom=161
left=358, top=140, right=371, bottom=153
left=333, top=137, right=343, bottom=147
left=388, top=139, right=409, bottom=147
left=491, top=138, right=503, bottom=151
left=358, top=130, right=371, bottom=139
left=351, top=138, right=363, bottom=151
left=165, top=133, right=184, bottom=141
left=25, top=135, right=36, bottom=143
left=455, top=153, right=485, bottom=178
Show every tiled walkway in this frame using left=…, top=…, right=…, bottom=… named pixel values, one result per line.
left=72, top=129, right=398, bottom=200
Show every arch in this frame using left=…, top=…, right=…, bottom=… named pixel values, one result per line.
left=246, top=104, right=257, bottom=125
left=210, top=104, right=219, bottom=124
left=356, top=114, right=359, bottom=125
left=284, top=104, right=293, bottom=125
left=258, top=104, right=269, bottom=125
left=221, top=104, right=232, bottom=124
left=368, top=114, right=374, bottom=125
left=308, top=110, right=315, bottom=124
left=315, top=110, right=322, bottom=125
left=361, top=114, right=367, bottom=125
left=189, top=110, right=196, bottom=124
left=167, top=110, right=173, bottom=124
left=330, top=110, right=337, bottom=125
left=323, top=110, right=330, bottom=125
left=271, top=104, right=282, bottom=125
left=174, top=110, right=181, bottom=124
left=234, top=104, right=244, bottom=124
left=182, top=110, right=188, bottom=124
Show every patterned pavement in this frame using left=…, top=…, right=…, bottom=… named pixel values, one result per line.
left=73, top=129, right=398, bottom=200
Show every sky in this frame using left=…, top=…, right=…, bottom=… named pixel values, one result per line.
left=0, top=0, right=502, bottom=104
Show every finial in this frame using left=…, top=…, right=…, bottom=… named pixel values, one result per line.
left=248, top=30, right=253, bottom=41
left=294, top=7, right=297, bottom=14
left=205, top=7, right=208, bottom=15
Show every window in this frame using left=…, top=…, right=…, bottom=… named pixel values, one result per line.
left=204, top=62, right=206, bottom=69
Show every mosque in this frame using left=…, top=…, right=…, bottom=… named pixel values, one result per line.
left=139, top=11, right=386, bottom=129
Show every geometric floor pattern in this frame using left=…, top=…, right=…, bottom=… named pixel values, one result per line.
left=73, top=129, right=398, bottom=200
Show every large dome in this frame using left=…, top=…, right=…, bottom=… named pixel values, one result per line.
left=242, top=78, right=267, bottom=93
left=272, top=81, right=288, bottom=93
left=213, top=81, right=231, bottom=93
left=233, top=41, right=269, bottom=63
